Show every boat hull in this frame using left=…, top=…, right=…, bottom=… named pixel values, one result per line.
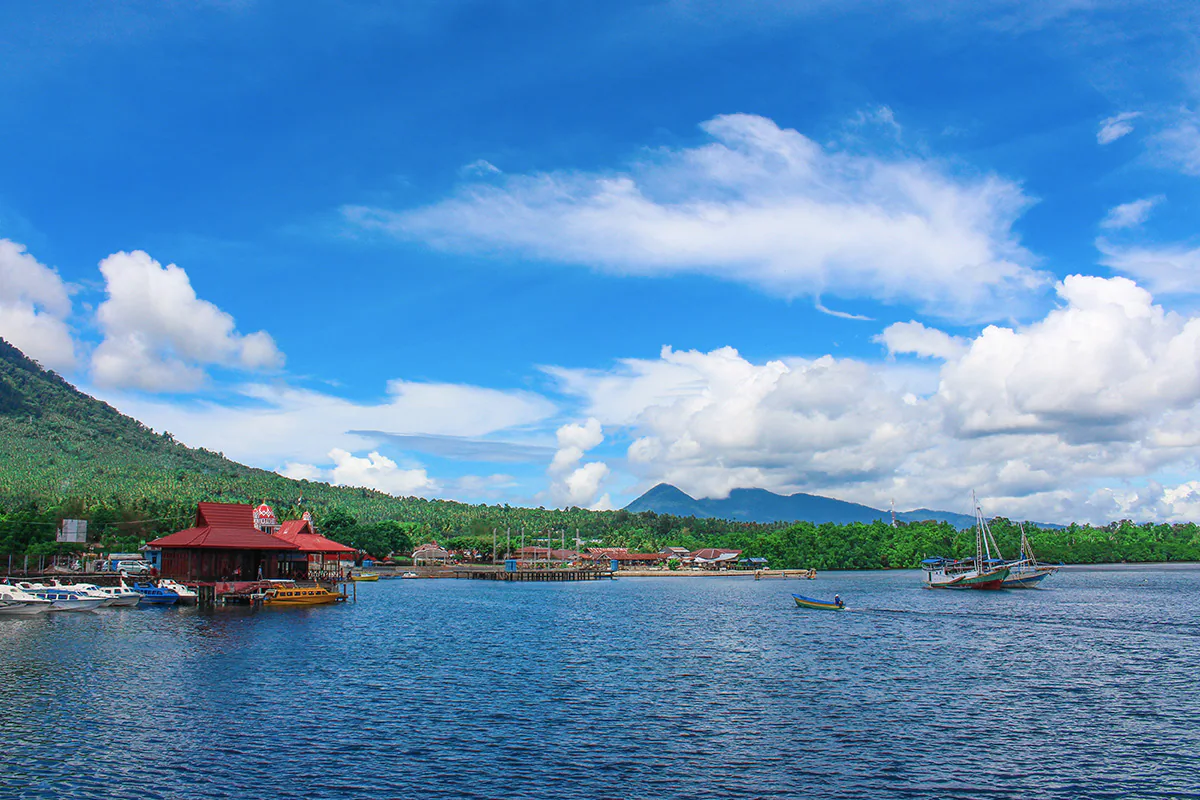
left=352, top=573, right=379, bottom=582
left=793, top=594, right=844, bottom=610
left=925, top=566, right=1010, bottom=590
left=1002, top=570, right=1053, bottom=589
left=0, top=601, right=51, bottom=615
left=48, top=598, right=106, bottom=612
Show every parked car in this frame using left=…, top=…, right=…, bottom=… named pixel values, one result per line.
left=114, top=560, right=153, bottom=575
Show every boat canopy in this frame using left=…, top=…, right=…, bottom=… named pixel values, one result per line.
left=920, top=557, right=946, bottom=565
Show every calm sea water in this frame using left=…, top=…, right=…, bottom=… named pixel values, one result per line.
left=2, top=567, right=1198, bottom=800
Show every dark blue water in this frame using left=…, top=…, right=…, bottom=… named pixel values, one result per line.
left=2, top=567, right=1199, bottom=799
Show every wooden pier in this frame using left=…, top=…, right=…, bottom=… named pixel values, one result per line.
left=453, top=566, right=615, bottom=582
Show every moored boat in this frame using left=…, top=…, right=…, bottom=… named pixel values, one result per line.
left=16, top=582, right=106, bottom=611
left=793, top=594, right=845, bottom=610
left=158, top=579, right=199, bottom=604
left=1001, top=524, right=1059, bottom=589
left=352, top=572, right=379, bottom=582
left=263, top=584, right=342, bottom=606
left=921, top=494, right=1010, bottom=590
left=127, top=581, right=179, bottom=605
left=0, top=584, right=52, bottom=615
left=50, top=580, right=137, bottom=607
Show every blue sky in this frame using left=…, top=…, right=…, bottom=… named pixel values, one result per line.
left=3, top=0, right=1200, bottom=522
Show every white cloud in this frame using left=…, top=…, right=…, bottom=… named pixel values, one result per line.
left=547, top=278, right=1200, bottom=523
left=547, top=417, right=610, bottom=508
left=1100, top=196, right=1161, bottom=230
left=91, top=250, right=284, bottom=391
left=1097, top=111, right=1141, bottom=145
left=1096, top=239, right=1200, bottom=295
left=328, top=448, right=436, bottom=496
left=280, top=461, right=324, bottom=481
left=0, top=239, right=76, bottom=371
left=99, top=378, right=557, bottom=468
left=460, top=159, right=502, bottom=177
left=556, top=460, right=611, bottom=509
left=1151, top=110, right=1200, bottom=174
left=347, top=113, right=1044, bottom=319
left=875, top=320, right=967, bottom=360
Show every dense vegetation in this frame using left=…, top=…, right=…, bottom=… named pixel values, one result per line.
left=2, top=338, right=1199, bottom=568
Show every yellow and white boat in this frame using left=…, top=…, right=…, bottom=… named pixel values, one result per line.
left=263, top=584, right=342, bottom=606
left=352, top=572, right=379, bottom=582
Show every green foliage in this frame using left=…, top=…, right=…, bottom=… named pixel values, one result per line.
left=2, top=337, right=1200, bottom=567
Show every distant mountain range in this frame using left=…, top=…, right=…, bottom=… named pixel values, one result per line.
left=624, top=483, right=1054, bottom=529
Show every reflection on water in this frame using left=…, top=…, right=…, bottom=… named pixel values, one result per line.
left=2, top=566, right=1198, bottom=799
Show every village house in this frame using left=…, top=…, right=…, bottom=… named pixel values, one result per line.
left=412, top=542, right=450, bottom=566
left=688, top=548, right=742, bottom=570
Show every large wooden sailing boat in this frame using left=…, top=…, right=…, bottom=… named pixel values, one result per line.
left=921, top=494, right=1010, bottom=590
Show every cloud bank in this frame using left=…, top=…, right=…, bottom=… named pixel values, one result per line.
left=348, top=113, right=1045, bottom=319
left=549, top=276, right=1200, bottom=523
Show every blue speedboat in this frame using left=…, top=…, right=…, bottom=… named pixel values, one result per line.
left=128, top=582, right=179, bottom=605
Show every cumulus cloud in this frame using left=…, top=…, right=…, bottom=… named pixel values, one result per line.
left=547, top=417, right=610, bottom=508
left=875, top=320, right=967, bottom=360
left=91, top=250, right=284, bottom=391
left=347, top=113, right=1044, bottom=319
left=548, top=278, right=1200, bottom=523
left=328, top=448, right=436, bottom=496
left=939, top=275, right=1200, bottom=436
left=1100, top=196, right=1161, bottom=230
left=1096, top=239, right=1200, bottom=295
left=0, top=239, right=76, bottom=371
left=1097, top=112, right=1141, bottom=145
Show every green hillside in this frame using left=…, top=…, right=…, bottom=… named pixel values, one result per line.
left=2, top=337, right=1198, bottom=567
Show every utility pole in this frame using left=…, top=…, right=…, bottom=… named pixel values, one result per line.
left=492, top=527, right=497, bottom=564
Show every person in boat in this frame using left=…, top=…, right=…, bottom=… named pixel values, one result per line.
left=834, top=594, right=844, bottom=609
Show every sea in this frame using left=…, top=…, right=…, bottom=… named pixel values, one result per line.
left=1, top=566, right=1198, bottom=799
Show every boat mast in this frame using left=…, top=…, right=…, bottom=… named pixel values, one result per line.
left=973, top=491, right=985, bottom=566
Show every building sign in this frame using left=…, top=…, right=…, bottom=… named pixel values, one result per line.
left=57, top=519, right=88, bottom=543
left=253, top=503, right=278, bottom=533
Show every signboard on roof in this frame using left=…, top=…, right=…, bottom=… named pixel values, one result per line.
left=57, top=519, right=88, bottom=543
left=254, top=503, right=278, bottom=530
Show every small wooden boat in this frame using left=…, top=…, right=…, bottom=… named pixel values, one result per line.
left=793, top=594, right=845, bottom=611
left=263, top=585, right=342, bottom=606
left=352, top=572, right=379, bottom=582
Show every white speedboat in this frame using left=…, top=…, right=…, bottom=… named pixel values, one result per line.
left=50, top=580, right=129, bottom=607
left=64, top=583, right=142, bottom=607
left=16, top=582, right=106, bottom=612
left=157, top=579, right=198, bottom=605
left=0, top=584, right=52, bottom=615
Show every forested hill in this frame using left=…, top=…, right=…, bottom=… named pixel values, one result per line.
left=626, top=484, right=979, bottom=528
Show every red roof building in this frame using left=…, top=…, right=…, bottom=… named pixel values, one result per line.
left=147, top=502, right=298, bottom=581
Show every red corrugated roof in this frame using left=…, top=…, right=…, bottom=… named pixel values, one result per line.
left=147, top=503, right=299, bottom=551
left=273, top=520, right=355, bottom=555
left=689, top=548, right=742, bottom=560
left=196, top=502, right=255, bottom=528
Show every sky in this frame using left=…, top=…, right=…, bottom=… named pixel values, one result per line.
left=3, top=0, right=1200, bottom=523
